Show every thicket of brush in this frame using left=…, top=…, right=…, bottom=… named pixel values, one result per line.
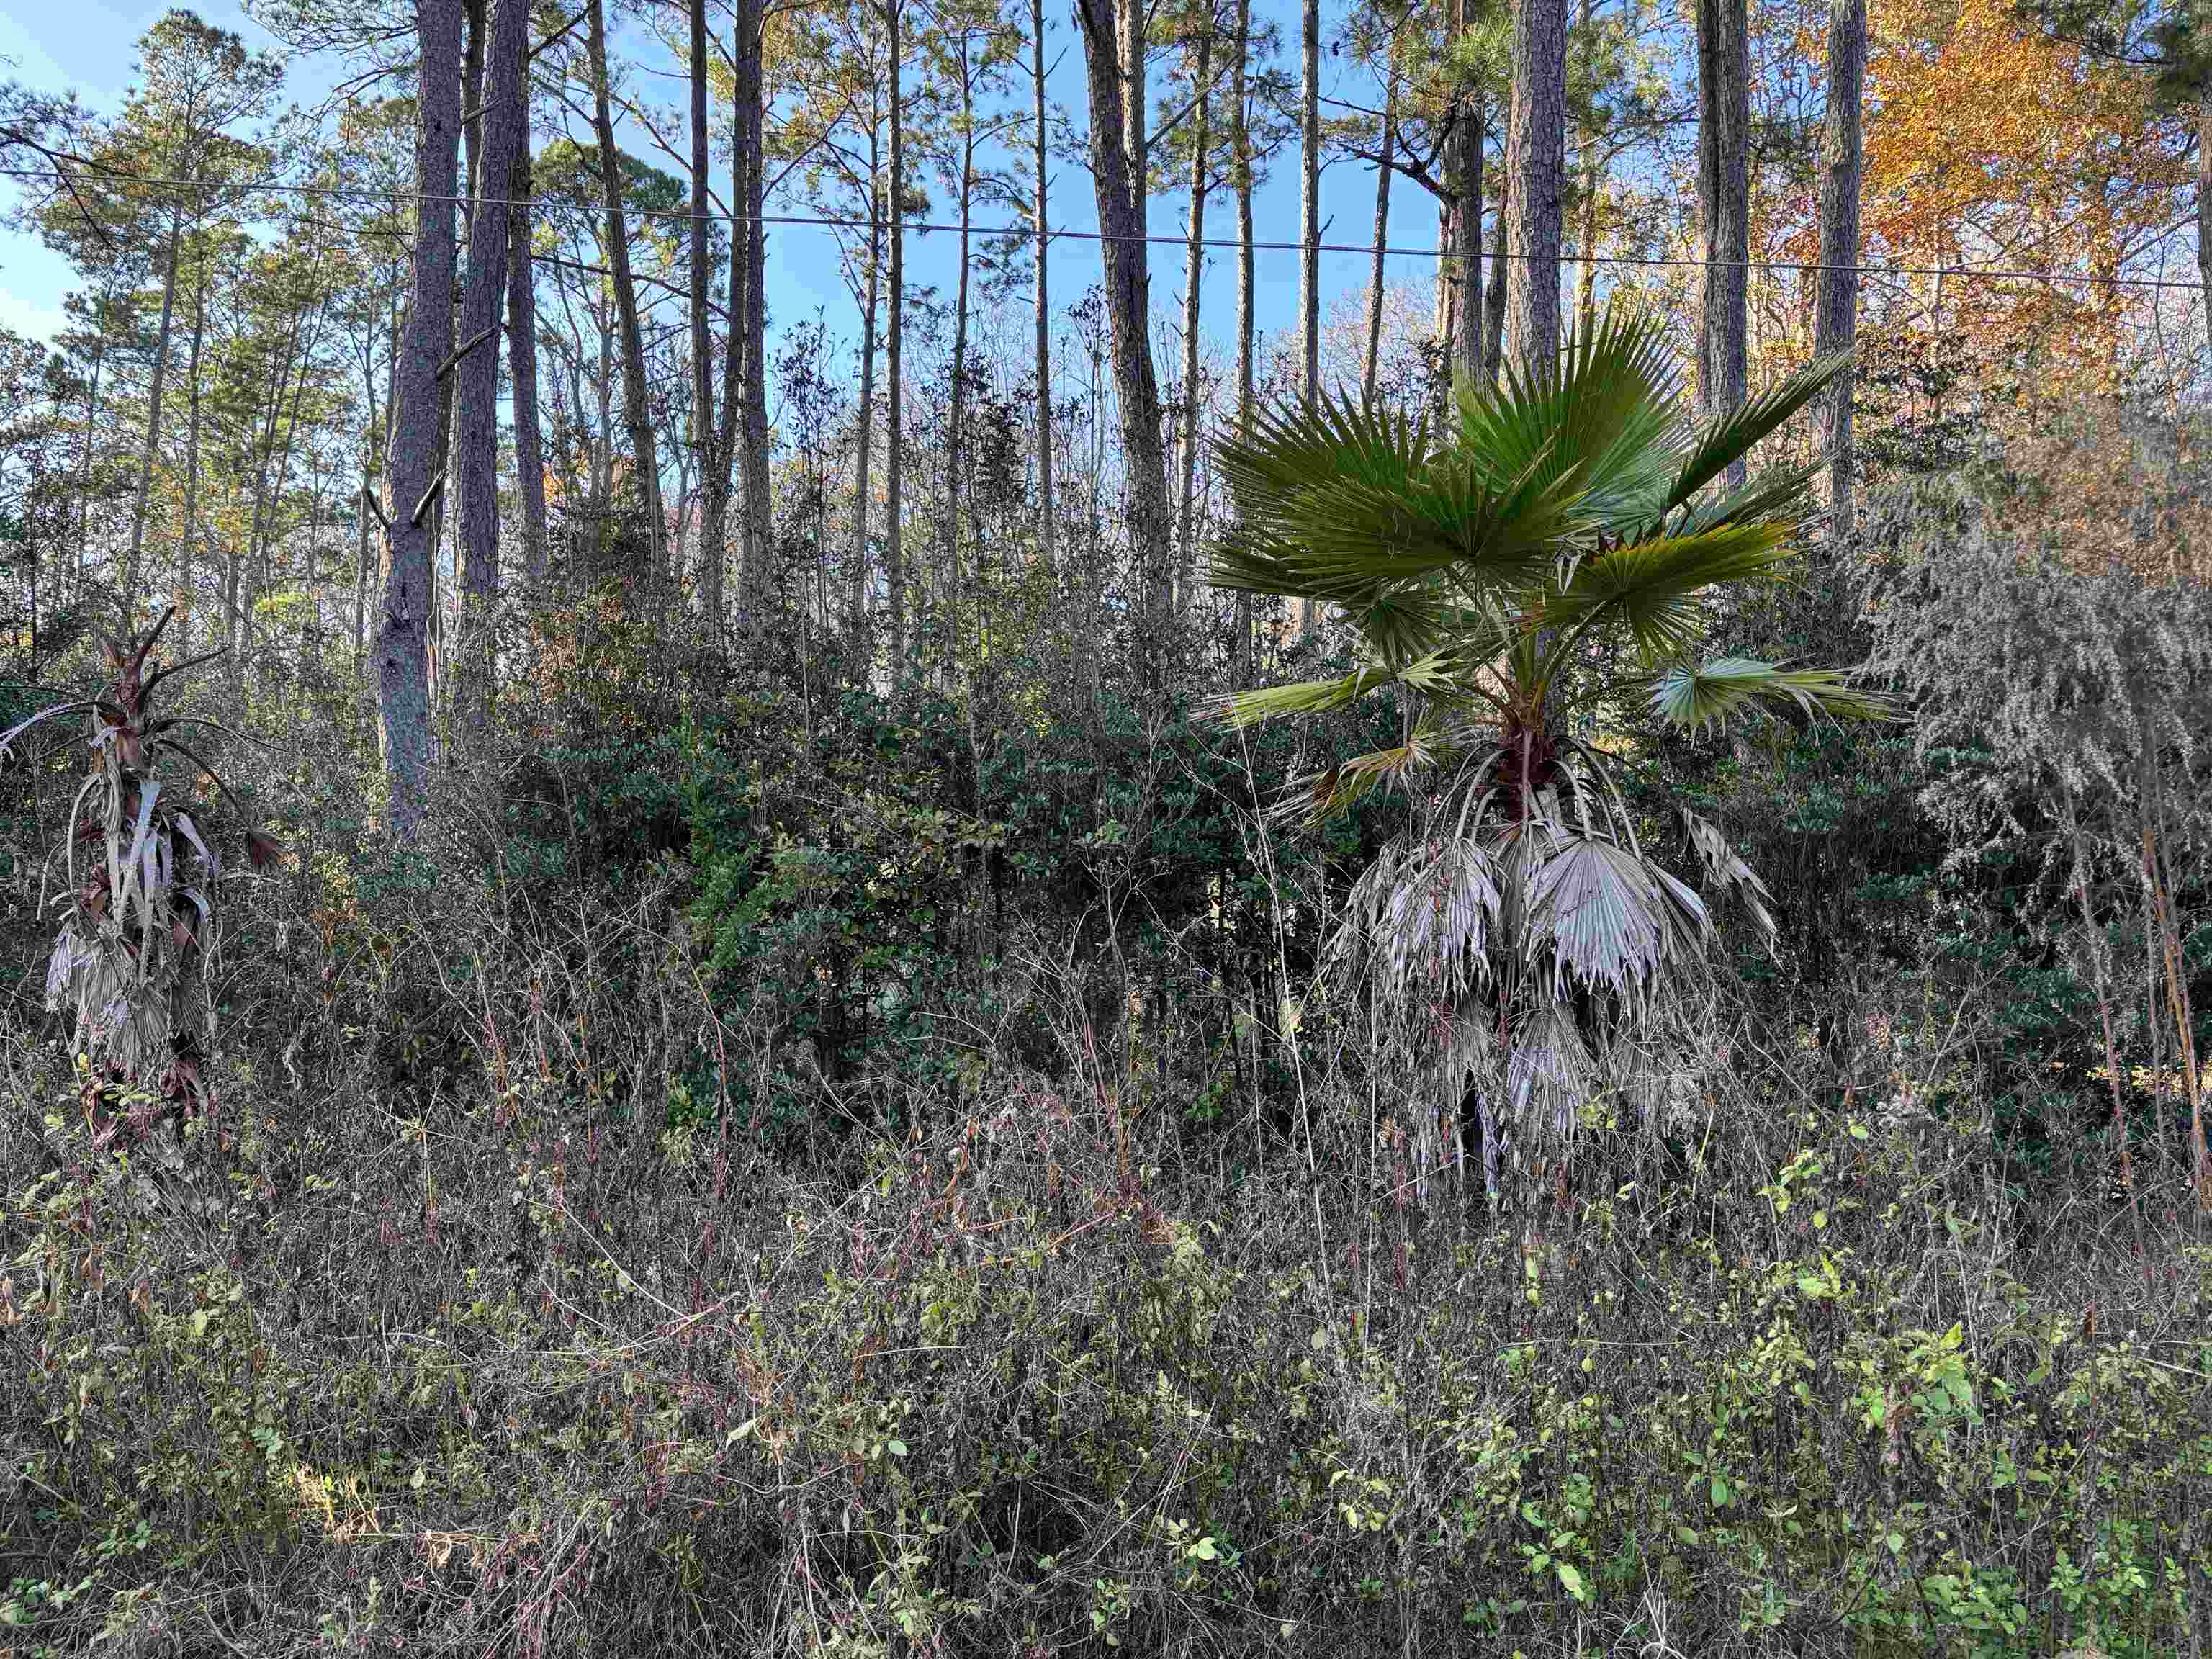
left=4, top=410, right=2211, bottom=1658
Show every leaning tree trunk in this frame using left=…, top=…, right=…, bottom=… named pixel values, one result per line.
left=379, top=0, right=464, bottom=842
left=508, top=120, right=549, bottom=587
left=454, top=0, right=526, bottom=755
left=1812, top=0, right=1863, bottom=541
left=1505, top=0, right=1564, bottom=381
left=588, top=0, right=668, bottom=580
left=1075, top=0, right=1174, bottom=685
left=1696, top=0, right=1750, bottom=488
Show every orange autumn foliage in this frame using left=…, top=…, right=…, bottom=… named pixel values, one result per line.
left=1858, top=0, right=2194, bottom=379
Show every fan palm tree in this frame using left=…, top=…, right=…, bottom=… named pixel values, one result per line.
left=1208, top=309, right=1889, bottom=1197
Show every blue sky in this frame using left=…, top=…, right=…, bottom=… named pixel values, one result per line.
left=0, top=0, right=1433, bottom=384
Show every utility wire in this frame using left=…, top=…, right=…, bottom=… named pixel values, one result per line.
left=2, top=162, right=2205, bottom=292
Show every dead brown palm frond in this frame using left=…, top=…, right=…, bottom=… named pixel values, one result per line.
left=1, top=608, right=278, bottom=1149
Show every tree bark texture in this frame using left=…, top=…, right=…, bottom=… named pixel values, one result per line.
left=1696, top=0, right=1750, bottom=487
left=1075, top=0, right=1174, bottom=683
left=455, top=0, right=526, bottom=752
left=690, top=0, right=724, bottom=626
left=1505, top=0, right=1564, bottom=381
left=508, top=120, right=549, bottom=586
left=886, top=0, right=907, bottom=684
left=379, top=0, right=463, bottom=841
left=1812, top=0, right=1863, bottom=541
left=588, top=0, right=668, bottom=578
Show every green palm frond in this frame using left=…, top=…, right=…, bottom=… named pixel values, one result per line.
left=1455, top=308, right=1683, bottom=526
left=1548, top=521, right=1796, bottom=662
left=1646, top=656, right=1896, bottom=735
left=1674, top=457, right=1825, bottom=537
left=1668, top=349, right=1852, bottom=513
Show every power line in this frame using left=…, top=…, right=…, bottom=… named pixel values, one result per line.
left=2, top=162, right=2206, bottom=292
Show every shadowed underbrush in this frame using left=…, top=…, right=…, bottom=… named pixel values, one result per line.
left=1, top=834, right=2207, bottom=1659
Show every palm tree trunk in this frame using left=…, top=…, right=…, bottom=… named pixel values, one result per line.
left=380, top=0, right=463, bottom=841
left=1812, top=0, right=1863, bottom=540
left=1505, top=0, right=1564, bottom=380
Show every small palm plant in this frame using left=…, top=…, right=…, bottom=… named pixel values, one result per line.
left=1209, top=310, right=1889, bottom=1197
left=1, top=608, right=276, bottom=1149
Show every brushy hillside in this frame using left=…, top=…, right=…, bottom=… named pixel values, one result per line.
left=1, top=710, right=2206, bottom=1657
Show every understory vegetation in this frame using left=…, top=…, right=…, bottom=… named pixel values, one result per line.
left=3, top=400, right=2211, bottom=1657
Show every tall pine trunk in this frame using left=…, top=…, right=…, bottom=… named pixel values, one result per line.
left=1505, top=0, right=1564, bottom=380
left=949, top=37, right=979, bottom=691
left=588, top=0, right=668, bottom=578
left=1031, top=0, right=1056, bottom=583
left=176, top=268, right=207, bottom=655
left=455, top=0, right=526, bottom=753
left=690, top=0, right=724, bottom=628
left=1812, top=0, right=1863, bottom=540
left=125, top=198, right=186, bottom=611
left=885, top=0, right=907, bottom=684
left=734, top=0, right=770, bottom=631
left=1696, top=0, right=1749, bottom=487
left=1364, top=37, right=1395, bottom=404
left=1572, top=0, right=1600, bottom=331
left=379, top=0, right=463, bottom=841
left=1298, top=0, right=1321, bottom=639
left=1232, top=0, right=1256, bottom=673
left=2198, top=91, right=2211, bottom=340
left=508, top=120, right=549, bottom=586
left=1075, top=0, right=1174, bottom=684
left=1178, top=27, right=1213, bottom=586
left=850, top=171, right=881, bottom=648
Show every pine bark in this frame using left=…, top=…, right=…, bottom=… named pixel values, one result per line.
left=588, top=0, right=668, bottom=578
left=2197, top=91, right=2211, bottom=382
left=850, top=173, right=881, bottom=643
left=1178, top=27, right=1213, bottom=585
left=379, top=0, right=464, bottom=841
left=455, top=0, right=526, bottom=752
left=885, top=0, right=907, bottom=684
left=1075, top=0, right=1174, bottom=683
left=1031, top=0, right=1056, bottom=581
left=1696, top=0, right=1749, bottom=487
left=1812, top=0, right=1863, bottom=541
left=508, top=120, right=549, bottom=587
left=690, top=0, right=724, bottom=627
left=177, top=270, right=207, bottom=655
left=734, top=0, right=770, bottom=631
left=1505, top=0, right=1564, bottom=380
left=1483, top=161, right=1506, bottom=377
left=1365, top=39, right=1395, bottom=404
left=125, top=198, right=184, bottom=610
